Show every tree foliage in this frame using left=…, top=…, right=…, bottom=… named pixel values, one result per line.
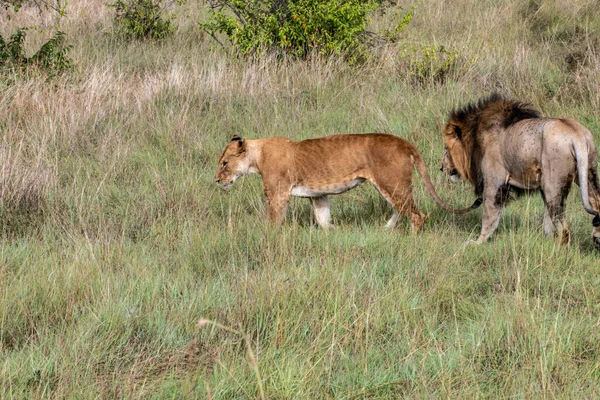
left=0, top=29, right=73, bottom=76
left=201, top=0, right=379, bottom=60
left=108, top=0, right=185, bottom=39
left=1, top=1, right=73, bottom=78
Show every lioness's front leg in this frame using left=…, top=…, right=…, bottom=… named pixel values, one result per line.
left=264, top=185, right=290, bottom=226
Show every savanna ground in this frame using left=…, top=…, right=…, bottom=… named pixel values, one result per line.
left=2, top=0, right=600, bottom=397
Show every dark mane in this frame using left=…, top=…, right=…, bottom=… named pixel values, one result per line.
left=449, top=92, right=541, bottom=131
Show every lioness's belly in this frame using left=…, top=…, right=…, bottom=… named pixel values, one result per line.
left=290, top=178, right=365, bottom=197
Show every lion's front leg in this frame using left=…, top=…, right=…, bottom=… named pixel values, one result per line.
left=473, top=183, right=506, bottom=244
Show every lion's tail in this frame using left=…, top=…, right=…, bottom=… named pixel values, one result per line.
left=573, top=138, right=600, bottom=227
left=412, top=151, right=482, bottom=215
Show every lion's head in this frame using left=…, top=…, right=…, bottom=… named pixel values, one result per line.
left=440, top=145, right=461, bottom=183
left=442, top=119, right=475, bottom=185
left=215, top=136, right=249, bottom=189
left=440, top=92, right=541, bottom=195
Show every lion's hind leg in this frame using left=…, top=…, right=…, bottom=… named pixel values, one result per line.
left=572, top=159, right=600, bottom=250
left=542, top=207, right=555, bottom=237
left=583, top=167, right=600, bottom=250
left=541, top=179, right=573, bottom=246
left=572, top=139, right=600, bottom=250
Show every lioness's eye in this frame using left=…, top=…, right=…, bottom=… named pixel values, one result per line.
left=221, top=161, right=227, bottom=168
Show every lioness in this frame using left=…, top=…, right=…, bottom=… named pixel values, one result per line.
left=215, top=133, right=481, bottom=230
left=440, top=92, right=600, bottom=249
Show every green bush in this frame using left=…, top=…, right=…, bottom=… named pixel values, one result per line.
left=382, top=5, right=414, bottom=43
left=1, top=0, right=24, bottom=11
left=402, top=44, right=459, bottom=84
left=0, top=29, right=73, bottom=77
left=0, top=29, right=26, bottom=66
left=109, top=0, right=183, bottom=39
left=201, top=0, right=379, bottom=60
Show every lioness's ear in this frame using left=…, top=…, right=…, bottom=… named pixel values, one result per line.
left=230, top=135, right=246, bottom=152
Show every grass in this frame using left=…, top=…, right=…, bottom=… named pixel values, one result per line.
left=2, top=0, right=600, bottom=397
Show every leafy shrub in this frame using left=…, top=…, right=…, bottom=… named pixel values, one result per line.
left=0, top=28, right=73, bottom=77
left=0, top=29, right=26, bottom=66
left=201, top=0, right=379, bottom=60
left=109, top=0, right=184, bottom=39
left=382, top=5, right=415, bottom=43
left=30, top=31, right=73, bottom=72
left=402, top=44, right=459, bottom=84
left=1, top=0, right=24, bottom=11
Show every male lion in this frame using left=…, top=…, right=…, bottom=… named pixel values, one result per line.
left=216, top=133, right=481, bottom=230
left=440, top=92, right=600, bottom=249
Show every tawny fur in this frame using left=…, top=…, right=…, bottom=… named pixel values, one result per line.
left=440, top=93, right=600, bottom=249
left=216, top=133, right=480, bottom=230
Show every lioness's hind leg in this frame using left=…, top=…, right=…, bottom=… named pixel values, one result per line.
left=407, top=208, right=426, bottom=233
left=371, top=169, right=425, bottom=232
left=386, top=189, right=425, bottom=233
left=384, top=208, right=425, bottom=231
left=310, top=196, right=332, bottom=229
left=385, top=211, right=401, bottom=229
left=386, top=202, right=424, bottom=233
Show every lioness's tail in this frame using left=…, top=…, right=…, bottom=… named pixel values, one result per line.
left=412, top=151, right=482, bottom=215
left=572, top=138, right=600, bottom=227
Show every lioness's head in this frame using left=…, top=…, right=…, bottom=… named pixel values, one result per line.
left=215, top=136, right=249, bottom=189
